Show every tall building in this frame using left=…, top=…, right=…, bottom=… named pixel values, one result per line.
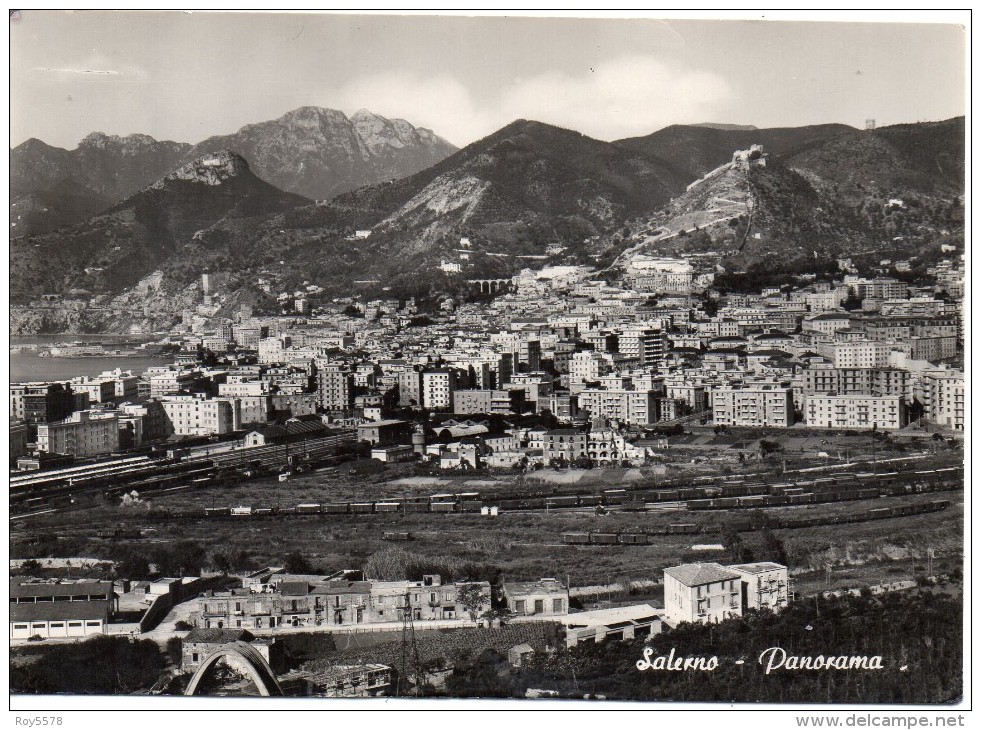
left=15, top=383, right=83, bottom=425
left=422, top=370, right=456, bottom=411
left=317, top=363, right=355, bottom=413
left=161, top=395, right=237, bottom=436
left=577, top=388, right=659, bottom=426
left=618, top=328, right=667, bottom=367
left=397, top=369, right=424, bottom=407
left=803, top=394, right=906, bottom=430
left=36, top=410, right=120, bottom=456
left=926, top=373, right=964, bottom=431
left=712, top=384, right=794, bottom=428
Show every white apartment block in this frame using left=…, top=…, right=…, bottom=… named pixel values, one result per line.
left=927, top=373, right=964, bottom=431
left=422, top=370, right=456, bottom=411
left=663, top=564, right=743, bottom=625
left=161, top=395, right=237, bottom=436
left=577, top=389, right=658, bottom=426
left=37, top=411, right=120, bottom=456
left=663, top=562, right=789, bottom=626
left=712, top=384, right=794, bottom=428
left=618, top=328, right=667, bottom=367
left=569, top=351, right=614, bottom=387
left=804, top=394, right=906, bottom=430
left=832, top=341, right=893, bottom=369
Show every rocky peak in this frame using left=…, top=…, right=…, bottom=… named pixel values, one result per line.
left=152, top=150, right=250, bottom=188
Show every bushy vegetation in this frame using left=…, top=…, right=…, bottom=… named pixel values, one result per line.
left=11, top=636, right=167, bottom=695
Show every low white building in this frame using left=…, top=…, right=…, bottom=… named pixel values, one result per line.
left=663, top=562, right=789, bottom=626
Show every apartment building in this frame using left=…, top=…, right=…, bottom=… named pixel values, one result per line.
left=422, top=369, right=456, bottom=411
left=803, top=394, right=906, bottom=430
left=160, top=395, right=237, bottom=436
left=316, top=363, right=355, bottom=413
left=543, top=429, right=588, bottom=462
left=577, top=388, right=659, bottom=426
left=618, top=328, right=668, bottom=367
left=453, top=389, right=523, bottom=415
left=663, top=562, right=789, bottom=626
left=832, top=341, right=894, bottom=369
left=36, top=410, right=120, bottom=456
left=927, top=373, right=964, bottom=431
left=712, top=384, right=794, bottom=428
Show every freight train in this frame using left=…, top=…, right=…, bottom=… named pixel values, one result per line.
left=560, top=499, right=951, bottom=545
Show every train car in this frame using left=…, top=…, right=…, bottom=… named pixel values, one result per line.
left=618, top=532, right=648, bottom=545
left=520, top=498, right=547, bottom=510
left=602, top=489, right=627, bottom=503
left=403, top=502, right=430, bottom=513
left=254, top=507, right=273, bottom=516
left=654, top=489, right=680, bottom=502
left=350, top=502, right=375, bottom=514
left=456, top=492, right=480, bottom=502
left=763, top=495, right=788, bottom=507
left=621, top=500, right=649, bottom=512
left=205, top=507, right=230, bottom=517
left=578, top=495, right=603, bottom=507
left=297, top=503, right=323, bottom=514
left=546, top=496, right=580, bottom=509
left=430, top=502, right=457, bottom=513
left=459, top=500, right=484, bottom=513
left=373, top=502, right=401, bottom=513
left=930, top=499, right=951, bottom=511
left=589, top=532, right=619, bottom=545
left=382, top=532, right=412, bottom=541
left=231, top=506, right=252, bottom=517
left=867, top=507, right=893, bottom=520
left=429, top=493, right=455, bottom=503
left=668, top=523, right=698, bottom=534
left=322, top=503, right=349, bottom=514
left=562, top=532, right=591, bottom=545
left=686, top=499, right=712, bottom=511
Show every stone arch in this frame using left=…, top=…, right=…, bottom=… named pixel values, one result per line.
left=184, top=641, right=284, bottom=697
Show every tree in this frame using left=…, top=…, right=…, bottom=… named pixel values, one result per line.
left=284, top=551, right=315, bottom=575
left=457, top=583, right=490, bottom=623
left=17, top=559, right=43, bottom=575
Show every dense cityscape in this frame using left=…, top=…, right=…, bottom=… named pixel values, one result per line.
left=8, top=10, right=965, bottom=711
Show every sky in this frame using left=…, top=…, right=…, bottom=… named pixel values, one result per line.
left=9, top=11, right=968, bottom=150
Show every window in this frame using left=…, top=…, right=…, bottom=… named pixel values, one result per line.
left=49, top=622, right=64, bottom=628
left=13, top=624, right=28, bottom=630
left=192, top=653, right=199, bottom=662
left=86, top=621, right=101, bottom=627
left=553, top=598, right=563, bottom=612
left=68, top=621, right=82, bottom=627
left=534, top=599, right=544, bottom=613
left=515, top=600, right=525, bottom=613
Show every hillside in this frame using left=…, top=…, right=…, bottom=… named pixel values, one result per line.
left=611, top=118, right=965, bottom=278
left=615, top=123, right=856, bottom=194
left=9, top=151, right=308, bottom=305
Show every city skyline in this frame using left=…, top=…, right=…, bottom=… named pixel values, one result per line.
left=10, top=11, right=967, bottom=149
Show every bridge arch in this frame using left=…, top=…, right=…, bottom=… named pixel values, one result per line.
left=184, top=641, right=284, bottom=697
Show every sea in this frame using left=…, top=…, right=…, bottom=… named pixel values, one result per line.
left=9, top=335, right=169, bottom=383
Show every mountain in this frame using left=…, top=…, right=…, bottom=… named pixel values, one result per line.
left=9, top=151, right=308, bottom=306
left=10, top=133, right=193, bottom=236
left=9, top=117, right=965, bottom=334
left=614, top=123, right=856, bottom=193
left=11, top=133, right=192, bottom=202
left=184, top=107, right=458, bottom=200
left=9, top=108, right=456, bottom=235
left=611, top=117, right=965, bottom=277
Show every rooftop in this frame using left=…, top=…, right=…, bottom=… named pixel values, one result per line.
left=728, top=562, right=786, bottom=574
left=663, top=563, right=741, bottom=586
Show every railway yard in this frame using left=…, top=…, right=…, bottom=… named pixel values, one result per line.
left=10, top=439, right=965, bottom=591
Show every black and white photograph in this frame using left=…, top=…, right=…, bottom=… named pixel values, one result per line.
left=7, top=9, right=969, bottom=716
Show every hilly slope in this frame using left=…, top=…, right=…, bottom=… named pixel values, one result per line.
left=9, top=151, right=308, bottom=304
left=185, top=107, right=458, bottom=200
left=612, top=118, right=965, bottom=278
left=615, top=123, right=856, bottom=194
